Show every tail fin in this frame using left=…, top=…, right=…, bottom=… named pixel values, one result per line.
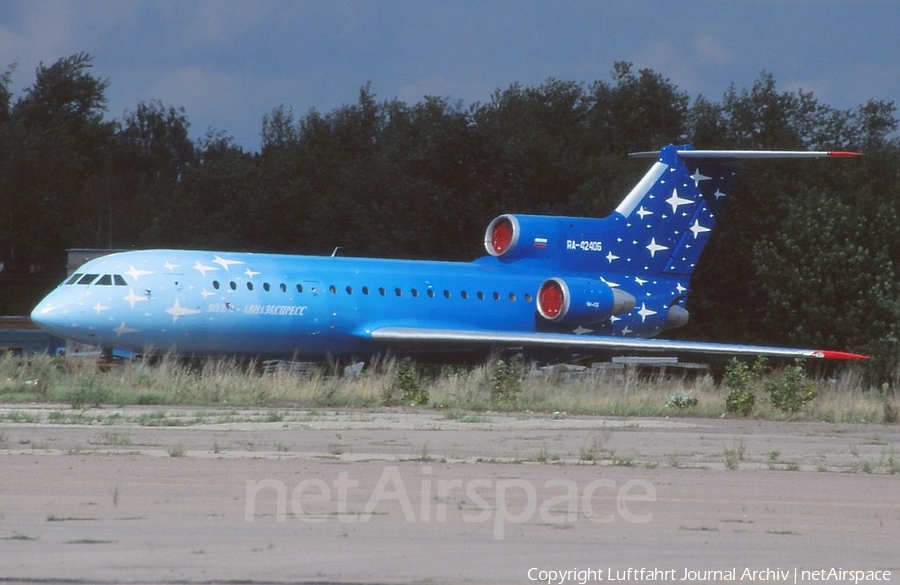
left=608, top=144, right=860, bottom=278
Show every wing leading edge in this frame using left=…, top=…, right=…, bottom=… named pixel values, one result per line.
left=367, top=327, right=868, bottom=360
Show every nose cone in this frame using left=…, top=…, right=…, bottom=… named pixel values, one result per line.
left=30, top=291, right=70, bottom=338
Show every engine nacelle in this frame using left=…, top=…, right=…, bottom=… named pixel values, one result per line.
left=537, top=277, right=636, bottom=325
left=484, top=214, right=561, bottom=262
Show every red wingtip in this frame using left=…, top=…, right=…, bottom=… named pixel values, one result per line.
left=813, top=350, right=870, bottom=360
left=827, top=151, right=864, bottom=157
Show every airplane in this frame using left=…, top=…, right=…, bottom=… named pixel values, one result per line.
left=30, top=144, right=868, bottom=362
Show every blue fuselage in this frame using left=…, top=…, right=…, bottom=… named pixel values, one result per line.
left=33, top=249, right=671, bottom=358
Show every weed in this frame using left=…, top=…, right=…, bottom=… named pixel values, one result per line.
left=579, top=433, right=611, bottom=463
left=489, top=355, right=524, bottom=403
left=724, top=358, right=766, bottom=416
left=765, top=360, right=817, bottom=413
left=383, top=359, right=428, bottom=406
left=443, top=411, right=489, bottom=423
left=883, top=397, right=898, bottom=424
left=167, top=443, right=186, bottom=457
left=723, top=439, right=745, bottom=470
left=665, top=389, right=699, bottom=409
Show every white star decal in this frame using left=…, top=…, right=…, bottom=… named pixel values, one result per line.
left=92, top=302, right=110, bottom=314
left=637, top=303, right=658, bottom=322
left=199, top=288, right=215, bottom=299
left=714, top=188, right=727, bottom=200
left=676, top=282, right=688, bottom=294
left=666, top=188, right=693, bottom=213
left=113, top=322, right=138, bottom=337
left=164, top=261, right=180, bottom=271
left=573, top=326, right=593, bottom=335
left=600, top=276, right=620, bottom=288
left=192, top=261, right=219, bottom=276
left=636, top=206, right=653, bottom=219
left=634, top=277, right=648, bottom=286
left=125, top=265, right=154, bottom=281
left=123, top=289, right=149, bottom=309
left=621, top=326, right=633, bottom=335
left=605, top=251, right=620, bottom=263
left=690, top=168, right=712, bottom=186
left=646, top=238, right=669, bottom=258
left=213, top=255, right=244, bottom=270
left=245, top=268, right=260, bottom=278
left=166, top=299, right=202, bottom=322
left=689, top=220, right=711, bottom=239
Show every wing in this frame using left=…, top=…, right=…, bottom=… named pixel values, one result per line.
left=367, top=326, right=868, bottom=360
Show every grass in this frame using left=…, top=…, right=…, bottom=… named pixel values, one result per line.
left=0, top=353, right=895, bottom=423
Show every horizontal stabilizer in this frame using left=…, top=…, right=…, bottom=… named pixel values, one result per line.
left=629, top=149, right=863, bottom=160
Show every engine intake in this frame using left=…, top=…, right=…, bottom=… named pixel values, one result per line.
left=537, top=277, right=636, bottom=325
left=485, top=215, right=518, bottom=256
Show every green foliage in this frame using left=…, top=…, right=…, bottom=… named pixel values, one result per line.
left=488, top=355, right=524, bottom=403
left=665, top=390, right=699, bottom=409
left=383, top=359, right=428, bottom=406
left=723, top=358, right=767, bottom=416
left=764, top=360, right=818, bottom=413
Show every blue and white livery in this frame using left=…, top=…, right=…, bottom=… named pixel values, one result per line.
left=31, top=145, right=867, bottom=361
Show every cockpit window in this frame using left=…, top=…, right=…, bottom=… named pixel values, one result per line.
left=76, top=274, right=99, bottom=285
left=65, top=273, right=83, bottom=285
left=114, top=275, right=126, bottom=286
left=96, top=275, right=113, bottom=286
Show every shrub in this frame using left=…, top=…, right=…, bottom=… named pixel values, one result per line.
left=723, top=357, right=767, bottom=416
left=383, top=359, right=428, bottom=406
left=765, top=360, right=817, bottom=413
left=489, top=355, right=523, bottom=403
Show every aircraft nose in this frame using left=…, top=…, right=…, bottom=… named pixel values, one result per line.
left=31, top=291, right=74, bottom=338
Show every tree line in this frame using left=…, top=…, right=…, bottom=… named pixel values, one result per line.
left=2, top=54, right=899, bottom=376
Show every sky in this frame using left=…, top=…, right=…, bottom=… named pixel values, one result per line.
left=1, top=0, right=897, bottom=152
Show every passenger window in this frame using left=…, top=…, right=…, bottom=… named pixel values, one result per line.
left=379, top=287, right=386, bottom=296
left=114, top=275, right=127, bottom=286
left=247, top=282, right=254, bottom=291
left=476, top=291, right=484, bottom=300
left=411, top=289, right=418, bottom=298
left=525, top=293, right=533, bottom=303
left=509, top=292, right=516, bottom=301
left=77, top=274, right=99, bottom=285
left=65, top=273, right=83, bottom=285
left=229, top=281, right=237, bottom=290
left=296, top=284, right=303, bottom=293
left=443, top=290, right=450, bottom=298
left=280, top=283, right=287, bottom=292
left=460, top=290, right=468, bottom=299
left=362, top=286, right=369, bottom=295
left=265, top=283, right=272, bottom=292
left=346, top=286, right=352, bottom=294
left=213, top=280, right=220, bottom=290
left=427, top=289, right=435, bottom=298
left=329, top=285, right=336, bottom=294
left=493, top=292, right=500, bottom=300
left=394, top=287, right=402, bottom=297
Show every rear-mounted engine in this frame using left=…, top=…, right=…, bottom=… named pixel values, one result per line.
left=537, top=277, right=636, bottom=325
left=484, top=214, right=561, bottom=261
